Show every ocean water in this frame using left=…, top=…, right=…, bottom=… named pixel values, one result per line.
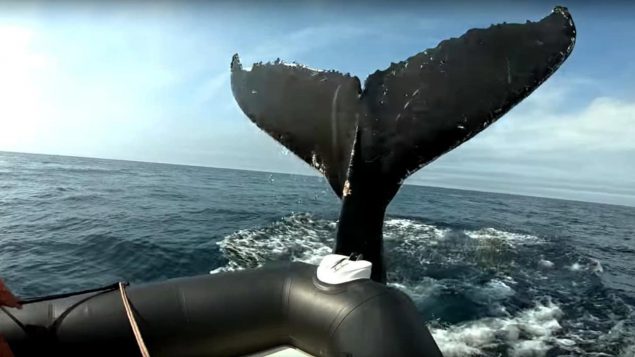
left=1, top=151, right=634, bottom=356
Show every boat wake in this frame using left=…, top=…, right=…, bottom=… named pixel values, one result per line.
left=213, top=213, right=635, bottom=356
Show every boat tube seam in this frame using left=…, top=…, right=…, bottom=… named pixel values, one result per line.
left=0, top=307, right=27, bottom=337
left=282, top=266, right=297, bottom=348
left=0, top=284, right=121, bottom=342
left=50, top=284, right=123, bottom=333
left=327, top=291, right=389, bottom=338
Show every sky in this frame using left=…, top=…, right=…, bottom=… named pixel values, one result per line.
left=0, top=0, right=634, bottom=207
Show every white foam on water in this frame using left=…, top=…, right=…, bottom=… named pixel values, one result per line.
left=430, top=301, right=565, bottom=357
left=389, top=278, right=442, bottom=302
left=385, top=219, right=443, bottom=232
left=384, top=219, right=449, bottom=252
left=211, top=214, right=634, bottom=354
left=590, top=258, right=604, bottom=274
left=211, top=213, right=334, bottom=273
left=570, top=262, right=583, bottom=271
left=538, top=259, right=554, bottom=268
left=214, top=216, right=537, bottom=275
left=213, top=215, right=453, bottom=275
left=510, top=340, right=547, bottom=357
left=465, top=227, right=543, bottom=247
left=384, top=218, right=449, bottom=242
left=479, top=279, right=516, bottom=301
left=565, top=259, right=605, bottom=275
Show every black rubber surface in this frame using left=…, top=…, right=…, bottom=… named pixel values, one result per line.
left=0, top=262, right=442, bottom=356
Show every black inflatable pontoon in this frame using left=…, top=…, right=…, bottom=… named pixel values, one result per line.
left=0, top=6, right=575, bottom=357
left=0, top=263, right=441, bottom=356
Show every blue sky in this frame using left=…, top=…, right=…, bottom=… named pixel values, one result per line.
left=0, top=1, right=634, bottom=206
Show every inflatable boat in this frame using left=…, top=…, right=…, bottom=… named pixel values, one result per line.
left=0, top=259, right=442, bottom=356
left=0, top=6, right=575, bottom=356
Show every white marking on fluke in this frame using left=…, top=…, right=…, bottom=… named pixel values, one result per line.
left=342, top=179, right=352, bottom=197
left=311, top=152, right=326, bottom=174
left=280, top=61, right=325, bottom=73
left=316, top=254, right=372, bottom=284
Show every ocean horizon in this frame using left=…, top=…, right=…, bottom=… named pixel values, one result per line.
left=3, top=150, right=632, bottom=209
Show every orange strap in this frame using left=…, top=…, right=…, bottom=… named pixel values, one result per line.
left=118, top=282, right=150, bottom=357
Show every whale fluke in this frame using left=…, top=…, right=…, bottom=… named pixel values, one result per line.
left=231, top=7, right=576, bottom=282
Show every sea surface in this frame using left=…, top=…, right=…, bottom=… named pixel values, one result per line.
left=1, top=151, right=634, bottom=356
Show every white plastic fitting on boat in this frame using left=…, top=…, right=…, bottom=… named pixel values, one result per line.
left=316, top=254, right=372, bottom=284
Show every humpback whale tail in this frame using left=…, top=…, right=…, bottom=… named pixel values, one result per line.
left=230, top=7, right=576, bottom=282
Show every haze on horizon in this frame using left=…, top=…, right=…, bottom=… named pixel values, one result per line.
left=0, top=1, right=634, bottom=207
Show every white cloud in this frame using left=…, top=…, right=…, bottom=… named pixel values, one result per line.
left=0, top=25, right=57, bottom=149
left=410, top=79, right=635, bottom=205
left=490, top=96, right=635, bottom=153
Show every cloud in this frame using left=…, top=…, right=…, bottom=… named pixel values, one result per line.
left=408, top=78, right=635, bottom=205
left=0, top=25, right=57, bottom=149
left=429, top=96, right=635, bottom=184
left=482, top=96, right=635, bottom=154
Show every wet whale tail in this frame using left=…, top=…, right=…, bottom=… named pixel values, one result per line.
left=230, top=7, right=576, bottom=282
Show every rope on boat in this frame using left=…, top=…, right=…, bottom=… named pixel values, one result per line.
left=19, top=282, right=121, bottom=305
left=118, top=282, right=150, bottom=357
